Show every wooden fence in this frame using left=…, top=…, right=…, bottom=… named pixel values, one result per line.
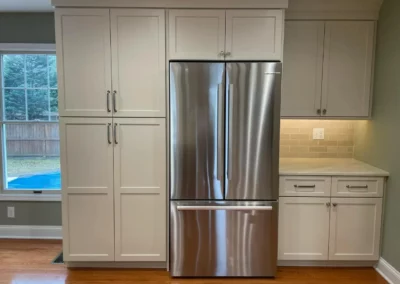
left=6, top=123, right=59, bottom=157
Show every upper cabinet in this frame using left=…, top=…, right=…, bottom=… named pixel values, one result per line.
left=168, top=9, right=284, bottom=60
left=56, top=8, right=166, bottom=118
left=282, top=21, right=376, bottom=118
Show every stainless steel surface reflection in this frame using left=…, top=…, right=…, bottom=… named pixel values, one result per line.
left=225, top=62, right=281, bottom=200
left=170, top=201, right=278, bottom=277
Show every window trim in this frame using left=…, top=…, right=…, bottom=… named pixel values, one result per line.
left=0, top=43, right=60, bottom=199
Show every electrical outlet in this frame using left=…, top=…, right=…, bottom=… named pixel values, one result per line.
left=7, top=206, right=15, bottom=218
left=313, top=128, right=325, bottom=140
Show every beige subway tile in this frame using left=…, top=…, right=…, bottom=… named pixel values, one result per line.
left=327, top=146, right=339, bottom=153
left=280, top=134, right=290, bottom=140
left=280, top=140, right=299, bottom=146
left=318, top=140, right=338, bottom=146
left=337, top=146, right=354, bottom=153
left=310, top=146, right=327, bottom=153
left=338, top=140, right=353, bottom=146
left=281, top=128, right=300, bottom=134
left=337, top=153, right=353, bottom=158
left=337, top=134, right=353, bottom=141
left=280, top=146, right=290, bottom=153
left=298, top=128, right=313, bottom=134
left=290, top=146, right=309, bottom=153
left=279, top=152, right=293, bottom=158
left=293, top=152, right=320, bottom=158
left=318, top=153, right=338, bottom=158
left=298, top=140, right=319, bottom=146
left=290, top=134, right=309, bottom=140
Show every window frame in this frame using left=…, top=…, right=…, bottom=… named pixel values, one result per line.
left=0, top=43, right=60, bottom=199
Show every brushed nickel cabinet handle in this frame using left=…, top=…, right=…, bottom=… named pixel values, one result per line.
left=107, top=123, right=111, bottom=144
left=114, top=123, right=118, bottom=144
left=294, top=185, right=316, bottom=188
left=346, top=185, right=368, bottom=189
left=106, top=91, right=111, bottom=112
left=113, top=90, right=117, bottom=112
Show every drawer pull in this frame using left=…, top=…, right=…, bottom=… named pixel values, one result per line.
left=294, top=185, right=316, bottom=188
left=346, top=185, right=368, bottom=189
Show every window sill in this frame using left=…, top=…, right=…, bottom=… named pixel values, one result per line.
left=0, top=194, right=61, bottom=202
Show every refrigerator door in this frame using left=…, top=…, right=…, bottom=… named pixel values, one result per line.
left=170, top=62, right=225, bottom=200
left=225, top=62, right=281, bottom=200
left=170, top=200, right=278, bottom=277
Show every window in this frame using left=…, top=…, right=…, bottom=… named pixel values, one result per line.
left=0, top=48, right=60, bottom=194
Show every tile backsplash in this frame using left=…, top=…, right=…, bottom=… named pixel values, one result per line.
left=280, top=120, right=356, bottom=158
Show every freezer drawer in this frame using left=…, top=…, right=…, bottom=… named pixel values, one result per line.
left=170, top=201, right=278, bottom=277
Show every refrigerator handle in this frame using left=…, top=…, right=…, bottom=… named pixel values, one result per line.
left=177, top=205, right=273, bottom=211
left=217, top=84, right=224, bottom=180
left=228, top=83, right=234, bottom=180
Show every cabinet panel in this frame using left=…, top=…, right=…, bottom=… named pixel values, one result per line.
left=279, top=176, right=331, bottom=197
left=60, top=117, right=114, bottom=261
left=329, top=198, right=382, bottom=261
left=225, top=10, right=283, bottom=60
left=332, top=176, right=384, bottom=198
left=279, top=197, right=330, bottom=260
left=111, top=9, right=166, bottom=117
left=114, top=118, right=166, bottom=261
left=168, top=9, right=225, bottom=60
left=321, top=21, right=375, bottom=117
left=55, top=9, right=112, bottom=117
left=282, top=21, right=324, bottom=117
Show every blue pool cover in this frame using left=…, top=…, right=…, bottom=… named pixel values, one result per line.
left=8, top=171, right=61, bottom=189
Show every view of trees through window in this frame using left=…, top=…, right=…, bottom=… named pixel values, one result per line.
left=1, top=53, right=60, bottom=191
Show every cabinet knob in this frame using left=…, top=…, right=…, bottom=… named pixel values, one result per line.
left=225, top=51, right=231, bottom=56
left=317, top=109, right=321, bottom=115
left=332, top=203, right=337, bottom=207
left=219, top=51, right=224, bottom=57
left=326, top=202, right=331, bottom=207
left=322, top=109, right=327, bottom=115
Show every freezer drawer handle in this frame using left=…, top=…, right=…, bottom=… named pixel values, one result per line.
left=294, top=184, right=316, bottom=188
left=176, top=205, right=273, bottom=211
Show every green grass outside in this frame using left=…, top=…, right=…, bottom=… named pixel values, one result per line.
left=7, top=157, right=60, bottom=177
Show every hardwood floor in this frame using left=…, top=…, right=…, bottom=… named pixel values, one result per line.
left=0, top=239, right=388, bottom=284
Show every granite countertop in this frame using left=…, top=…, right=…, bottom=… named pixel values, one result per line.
left=279, top=158, right=389, bottom=177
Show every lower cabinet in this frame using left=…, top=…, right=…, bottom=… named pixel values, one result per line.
left=279, top=197, right=383, bottom=261
left=60, top=117, right=166, bottom=262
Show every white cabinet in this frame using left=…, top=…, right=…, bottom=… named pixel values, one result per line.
left=56, top=8, right=166, bottom=118
left=331, top=176, right=384, bottom=198
left=329, top=198, right=382, bottom=261
left=114, top=118, right=166, bottom=261
left=55, top=9, right=112, bottom=117
left=168, top=9, right=284, bottom=60
left=168, top=9, right=225, bottom=60
left=111, top=9, right=166, bottom=117
left=279, top=197, right=330, bottom=260
left=279, top=176, right=331, bottom=197
left=321, top=21, right=375, bottom=117
left=282, top=21, right=324, bottom=117
left=225, top=10, right=283, bottom=60
left=282, top=21, right=375, bottom=118
left=60, top=117, right=114, bottom=261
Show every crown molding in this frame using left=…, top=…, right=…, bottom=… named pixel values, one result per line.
left=51, top=0, right=288, bottom=9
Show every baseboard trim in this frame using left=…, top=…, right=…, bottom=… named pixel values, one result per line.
left=66, top=261, right=166, bottom=269
left=0, top=225, right=62, bottom=239
left=375, top=258, right=400, bottom=284
left=278, top=260, right=377, bottom=267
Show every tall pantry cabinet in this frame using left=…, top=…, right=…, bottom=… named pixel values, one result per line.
left=56, top=8, right=166, bottom=262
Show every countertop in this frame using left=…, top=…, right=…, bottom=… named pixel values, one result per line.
left=279, top=158, right=389, bottom=177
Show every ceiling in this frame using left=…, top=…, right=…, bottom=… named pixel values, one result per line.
left=0, top=0, right=53, bottom=12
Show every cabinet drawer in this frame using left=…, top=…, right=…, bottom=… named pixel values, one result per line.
left=331, top=177, right=384, bottom=197
left=279, top=176, right=331, bottom=197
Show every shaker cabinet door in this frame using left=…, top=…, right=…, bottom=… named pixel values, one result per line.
left=113, top=118, right=166, bottom=261
left=321, top=21, right=375, bottom=117
left=278, top=197, right=330, bottom=261
left=111, top=9, right=166, bottom=117
left=55, top=9, right=112, bottom=117
left=168, top=9, right=226, bottom=60
left=60, top=117, right=114, bottom=261
left=225, top=10, right=283, bottom=60
left=329, top=198, right=382, bottom=261
left=282, top=21, right=325, bottom=117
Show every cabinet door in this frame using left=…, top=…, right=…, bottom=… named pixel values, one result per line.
left=279, top=197, right=330, bottom=260
left=111, top=9, right=166, bottom=117
left=113, top=118, right=166, bottom=261
left=282, top=21, right=324, bottom=117
left=329, top=198, right=382, bottom=261
left=225, top=10, right=283, bottom=60
left=168, top=9, right=225, bottom=60
left=55, top=9, right=112, bottom=117
left=60, top=117, right=114, bottom=261
left=321, top=21, right=375, bottom=117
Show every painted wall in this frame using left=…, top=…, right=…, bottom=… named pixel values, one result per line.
left=354, top=0, right=400, bottom=271
left=0, top=13, right=60, bottom=226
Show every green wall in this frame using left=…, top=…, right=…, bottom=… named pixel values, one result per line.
left=354, top=0, right=400, bottom=271
left=0, top=13, right=60, bottom=227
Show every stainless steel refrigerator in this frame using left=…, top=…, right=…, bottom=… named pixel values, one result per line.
left=169, top=62, right=281, bottom=277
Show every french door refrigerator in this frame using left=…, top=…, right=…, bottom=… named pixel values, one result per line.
left=169, top=62, right=281, bottom=277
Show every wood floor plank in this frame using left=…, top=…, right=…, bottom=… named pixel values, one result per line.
left=0, top=239, right=388, bottom=284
